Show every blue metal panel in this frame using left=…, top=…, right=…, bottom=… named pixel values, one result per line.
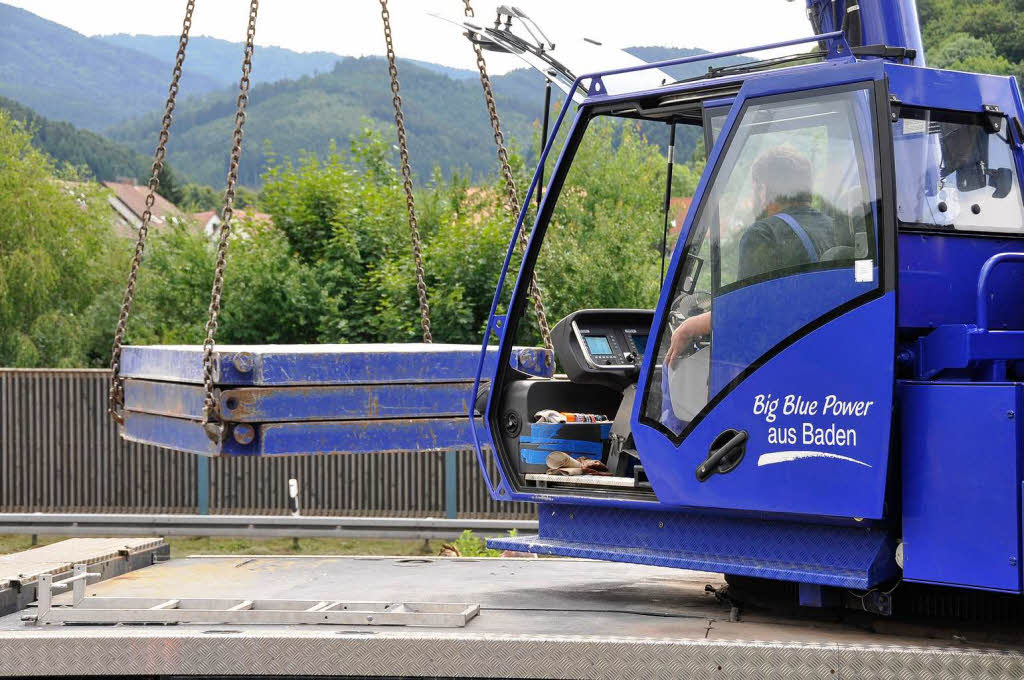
left=898, top=235, right=1024, bottom=330
left=120, top=344, right=551, bottom=386
left=886, top=64, right=1022, bottom=116
left=899, top=381, right=1022, bottom=593
left=124, top=379, right=477, bottom=422
left=712, top=268, right=877, bottom=393
left=633, top=294, right=897, bottom=519
left=488, top=504, right=897, bottom=589
left=914, top=326, right=1024, bottom=379
left=122, top=411, right=237, bottom=456
left=122, top=411, right=482, bottom=457
left=260, top=418, right=480, bottom=456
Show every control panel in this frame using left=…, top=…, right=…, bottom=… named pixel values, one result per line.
left=551, top=309, right=655, bottom=391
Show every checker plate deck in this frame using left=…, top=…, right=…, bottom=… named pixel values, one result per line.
left=1, top=555, right=1022, bottom=678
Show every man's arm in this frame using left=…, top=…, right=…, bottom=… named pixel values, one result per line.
left=665, top=311, right=711, bottom=366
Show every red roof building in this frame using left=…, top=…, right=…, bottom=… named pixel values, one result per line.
left=103, top=181, right=184, bottom=235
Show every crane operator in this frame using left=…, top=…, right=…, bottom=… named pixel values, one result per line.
left=664, top=145, right=837, bottom=369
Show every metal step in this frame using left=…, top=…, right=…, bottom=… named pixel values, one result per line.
left=488, top=503, right=898, bottom=589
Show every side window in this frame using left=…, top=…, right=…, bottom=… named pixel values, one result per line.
left=643, top=85, right=883, bottom=436
left=893, top=107, right=1024, bottom=234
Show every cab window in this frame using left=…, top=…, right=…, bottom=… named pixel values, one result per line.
left=893, top=107, right=1024, bottom=234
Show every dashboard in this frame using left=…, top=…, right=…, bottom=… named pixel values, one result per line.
left=551, top=309, right=655, bottom=391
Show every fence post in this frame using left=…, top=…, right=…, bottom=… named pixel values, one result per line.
left=444, top=450, right=458, bottom=519
left=196, top=456, right=210, bottom=515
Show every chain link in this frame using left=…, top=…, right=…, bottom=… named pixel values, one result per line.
left=462, top=0, right=552, bottom=352
left=380, top=0, right=433, bottom=343
left=200, top=0, right=259, bottom=437
left=107, top=0, right=195, bottom=424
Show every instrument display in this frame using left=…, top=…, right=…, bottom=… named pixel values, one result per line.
left=551, top=309, right=656, bottom=390
left=584, top=335, right=613, bottom=356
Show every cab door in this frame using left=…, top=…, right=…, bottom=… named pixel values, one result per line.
left=632, top=62, right=897, bottom=519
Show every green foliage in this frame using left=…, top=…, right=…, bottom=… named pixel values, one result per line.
left=532, top=118, right=672, bottom=328
left=260, top=132, right=410, bottom=342
left=0, top=95, right=186, bottom=189
left=124, top=118, right=684, bottom=351
left=108, top=56, right=545, bottom=189
left=450, top=529, right=517, bottom=557
left=176, top=183, right=257, bottom=212
left=918, top=0, right=1024, bottom=78
left=929, top=33, right=1020, bottom=78
left=372, top=173, right=515, bottom=343
left=129, top=218, right=326, bottom=346
left=0, top=111, right=125, bottom=367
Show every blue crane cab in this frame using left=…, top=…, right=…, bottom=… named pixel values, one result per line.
left=471, top=0, right=1024, bottom=609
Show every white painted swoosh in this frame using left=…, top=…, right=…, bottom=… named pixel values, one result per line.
left=757, top=451, right=871, bottom=467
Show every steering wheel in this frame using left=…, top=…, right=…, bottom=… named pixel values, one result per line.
left=666, top=290, right=712, bottom=361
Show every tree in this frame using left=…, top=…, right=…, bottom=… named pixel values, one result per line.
left=128, top=218, right=326, bottom=346
left=918, top=0, right=1024, bottom=75
left=0, top=111, right=125, bottom=367
left=929, top=33, right=1017, bottom=76
left=260, top=131, right=415, bottom=343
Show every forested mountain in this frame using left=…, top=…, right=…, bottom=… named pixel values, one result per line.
left=0, top=96, right=156, bottom=183
left=1, top=3, right=748, bottom=186
left=99, top=34, right=480, bottom=86
left=98, top=34, right=346, bottom=88
left=105, top=46, right=745, bottom=188
left=106, top=56, right=546, bottom=187
left=0, top=4, right=222, bottom=130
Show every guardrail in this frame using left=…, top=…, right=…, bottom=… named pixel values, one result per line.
left=0, top=513, right=538, bottom=540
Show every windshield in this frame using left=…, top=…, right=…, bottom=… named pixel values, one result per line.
left=893, top=108, right=1024, bottom=234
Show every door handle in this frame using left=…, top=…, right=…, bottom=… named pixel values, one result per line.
left=696, top=429, right=748, bottom=482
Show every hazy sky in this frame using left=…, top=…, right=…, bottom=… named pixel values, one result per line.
left=8, top=1, right=812, bottom=74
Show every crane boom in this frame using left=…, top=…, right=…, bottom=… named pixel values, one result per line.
left=805, top=0, right=926, bottom=65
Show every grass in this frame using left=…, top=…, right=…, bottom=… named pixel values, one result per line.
left=0, top=534, right=439, bottom=559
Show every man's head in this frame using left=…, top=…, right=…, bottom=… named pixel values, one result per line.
left=751, top=146, right=813, bottom=215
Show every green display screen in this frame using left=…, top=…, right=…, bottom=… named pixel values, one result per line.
left=584, top=335, right=612, bottom=355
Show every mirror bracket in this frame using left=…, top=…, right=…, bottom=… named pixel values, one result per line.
left=982, top=104, right=1002, bottom=135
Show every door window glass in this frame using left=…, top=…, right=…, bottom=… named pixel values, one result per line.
left=643, top=86, right=882, bottom=436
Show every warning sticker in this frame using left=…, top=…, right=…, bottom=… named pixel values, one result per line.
left=855, top=259, right=874, bottom=283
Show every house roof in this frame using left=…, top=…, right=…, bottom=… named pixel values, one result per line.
left=103, top=181, right=182, bottom=224
left=192, top=209, right=272, bottom=226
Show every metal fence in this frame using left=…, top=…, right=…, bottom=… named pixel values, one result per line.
left=0, top=369, right=533, bottom=519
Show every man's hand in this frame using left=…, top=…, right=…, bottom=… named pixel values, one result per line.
left=665, top=311, right=711, bottom=366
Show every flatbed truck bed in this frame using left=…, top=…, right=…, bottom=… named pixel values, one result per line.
left=1, top=550, right=1023, bottom=678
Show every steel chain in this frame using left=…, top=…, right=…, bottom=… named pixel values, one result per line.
left=200, top=0, right=259, bottom=437
left=380, top=0, right=433, bottom=343
left=107, top=0, right=196, bottom=425
left=462, top=0, right=552, bottom=352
